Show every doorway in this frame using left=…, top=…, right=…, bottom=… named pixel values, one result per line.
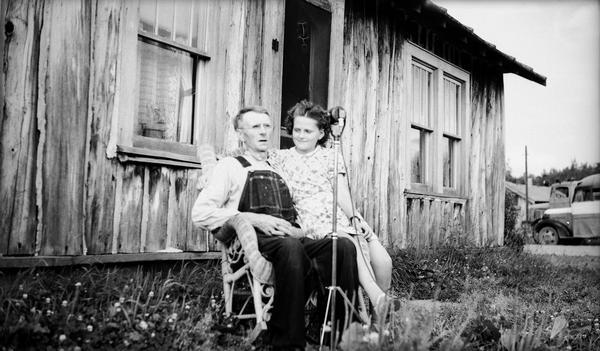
left=280, top=0, right=331, bottom=148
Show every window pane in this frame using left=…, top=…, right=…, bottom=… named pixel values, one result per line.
left=410, top=128, right=428, bottom=184
left=156, top=1, right=174, bottom=39
left=443, top=78, right=460, bottom=134
left=136, top=39, right=194, bottom=143
left=139, top=0, right=156, bottom=33
left=174, top=1, right=192, bottom=45
left=411, top=63, right=432, bottom=126
left=443, top=137, right=457, bottom=188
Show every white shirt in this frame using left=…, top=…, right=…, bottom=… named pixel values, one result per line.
left=191, top=156, right=274, bottom=231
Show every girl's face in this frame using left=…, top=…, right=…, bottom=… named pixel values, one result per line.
left=292, top=116, right=324, bottom=154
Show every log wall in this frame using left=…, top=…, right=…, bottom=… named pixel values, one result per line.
left=0, top=0, right=285, bottom=256
left=339, top=0, right=505, bottom=248
left=1, top=0, right=507, bottom=257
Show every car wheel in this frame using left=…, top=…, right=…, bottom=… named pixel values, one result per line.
left=537, top=226, right=559, bottom=245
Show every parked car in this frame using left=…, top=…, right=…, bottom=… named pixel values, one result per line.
left=534, top=174, right=600, bottom=244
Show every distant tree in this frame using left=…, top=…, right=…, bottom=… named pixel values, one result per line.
left=529, top=160, right=600, bottom=185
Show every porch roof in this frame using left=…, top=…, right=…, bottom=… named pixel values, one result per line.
left=395, top=0, right=547, bottom=86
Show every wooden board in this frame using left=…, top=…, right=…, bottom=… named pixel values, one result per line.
left=0, top=0, right=42, bottom=255
left=144, top=166, right=170, bottom=252
left=38, top=0, right=90, bottom=256
left=116, top=164, right=144, bottom=253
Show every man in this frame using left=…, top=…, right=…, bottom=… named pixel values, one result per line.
left=191, top=106, right=359, bottom=350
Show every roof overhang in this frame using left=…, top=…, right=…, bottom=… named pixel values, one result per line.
left=393, top=0, right=547, bottom=86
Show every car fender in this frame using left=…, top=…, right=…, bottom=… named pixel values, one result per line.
left=534, top=219, right=572, bottom=238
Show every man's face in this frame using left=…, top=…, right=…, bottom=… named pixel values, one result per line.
left=237, top=111, right=273, bottom=152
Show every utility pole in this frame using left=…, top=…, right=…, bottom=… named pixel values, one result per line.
left=525, top=146, right=529, bottom=223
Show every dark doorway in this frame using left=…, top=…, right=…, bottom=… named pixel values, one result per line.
left=280, top=0, right=331, bottom=148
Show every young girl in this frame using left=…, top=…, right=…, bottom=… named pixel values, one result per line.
left=270, top=100, right=394, bottom=313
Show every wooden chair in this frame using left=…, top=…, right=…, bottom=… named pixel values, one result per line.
left=220, top=236, right=275, bottom=342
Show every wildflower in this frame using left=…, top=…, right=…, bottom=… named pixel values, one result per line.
left=46, top=310, right=53, bottom=316
left=151, top=332, right=155, bottom=338
left=59, top=334, right=67, bottom=342
left=15, top=302, right=20, bottom=307
left=19, top=284, right=24, bottom=291
left=75, top=282, right=82, bottom=287
left=116, top=307, right=122, bottom=313
left=185, top=304, right=190, bottom=310
left=148, top=291, right=154, bottom=298
left=139, top=321, right=148, bottom=330
left=171, top=313, right=178, bottom=320
left=168, top=318, right=174, bottom=323
left=86, top=325, right=93, bottom=332
left=119, top=296, right=125, bottom=304
left=74, top=347, right=82, bottom=351
left=165, top=294, right=170, bottom=299
left=45, top=297, right=51, bottom=304
left=123, top=340, right=130, bottom=347
left=22, top=293, right=28, bottom=299
left=114, top=302, right=121, bottom=308
left=77, top=315, right=83, bottom=321
left=62, top=300, right=68, bottom=307
left=367, top=331, right=379, bottom=344
left=124, top=285, right=129, bottom=290
left=30, top=307, right=36, bottom=313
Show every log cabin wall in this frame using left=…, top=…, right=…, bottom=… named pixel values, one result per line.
left=338, top=0, right=505, bottom=248
left=0, top=0, right=285, bottom=257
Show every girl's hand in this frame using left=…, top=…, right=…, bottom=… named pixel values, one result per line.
left=351, top=217, right=376, bottom=241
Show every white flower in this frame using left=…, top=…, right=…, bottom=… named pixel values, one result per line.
left=139, top=321, right=148, bottom=330
left=46, top=310, right=53, bottom=316
left=119, top=297, right=125, bottom=304
left=62, top=300, right=68, bottom=307
left=30, top=307, right=36, bottom=313
left=367, top=331, right=379, bottom=344
left=19, top=284, right=24, bottom=291
left=185, top=304, right=190, bottom=310
left=59, top=334, right=67, bottom=342
left=114, top=302, right=121, bottom=307
left=123, top=340, right=130, bottom=346
left=86, top=325, right=93, bottom=332
left=116, top=307, right=122, bottom=313
left=151, top=332, right=156, bottom=338
left=45, top=297, right=51, bottom=304
left=22, top=293, right=28, bottom=299
left=148, top=291, right=154, bottom=298
left=171, top=313, right=178, bottom=320
left=168, top=318, right=174, bottom=323
left=77, top=315, right=83, bottom=321
left=165, top=294, right=170, bottom=299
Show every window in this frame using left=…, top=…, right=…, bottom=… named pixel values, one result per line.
left=118, top=1, right=210, bottom=166
left=406, top=42, right=469, bottom=194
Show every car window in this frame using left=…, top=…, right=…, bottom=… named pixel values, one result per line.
left=573, top=187, right=595, bottom=202
left=551, top=186, right=569, bottom=199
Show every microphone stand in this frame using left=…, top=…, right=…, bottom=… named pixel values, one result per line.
left=319, top=108, right=359, bottom=350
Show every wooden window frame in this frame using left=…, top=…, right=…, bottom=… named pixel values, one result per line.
left=405, top=42, right=470, bottom=196
left=114, top=1, right=211, bottom=168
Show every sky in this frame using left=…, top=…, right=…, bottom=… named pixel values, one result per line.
left=435, top=0, right=600, bottom=176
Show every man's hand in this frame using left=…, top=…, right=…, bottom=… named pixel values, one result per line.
left=351, top=217, right=375, bottom=238
left=240, top=212, right=296, bottom=237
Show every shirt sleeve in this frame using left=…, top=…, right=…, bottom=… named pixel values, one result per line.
left=191, top=158, right=241, bottom=231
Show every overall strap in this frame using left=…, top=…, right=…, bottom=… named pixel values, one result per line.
left=234, top=156, right=252, bottom=168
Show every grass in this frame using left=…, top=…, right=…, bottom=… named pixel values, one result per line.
left=1, top=246, right=599, bottom=350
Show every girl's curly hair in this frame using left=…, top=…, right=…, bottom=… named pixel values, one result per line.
left=285, top=100, right=331, bottom=146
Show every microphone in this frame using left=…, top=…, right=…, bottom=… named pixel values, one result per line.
left=329, top=106, right=346, bottom=138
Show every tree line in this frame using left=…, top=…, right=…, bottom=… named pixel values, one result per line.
left=506, top=160, right=600, bottom=186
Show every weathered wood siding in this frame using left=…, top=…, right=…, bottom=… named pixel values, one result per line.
left=1, top=0, right=285, bottom=256
left=339, top=0, right=505, bottom=248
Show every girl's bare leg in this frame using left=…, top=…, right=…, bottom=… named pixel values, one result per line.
left=337, top=232, right=385, bottom=303
left=367, top=239, right=392, bottom=292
